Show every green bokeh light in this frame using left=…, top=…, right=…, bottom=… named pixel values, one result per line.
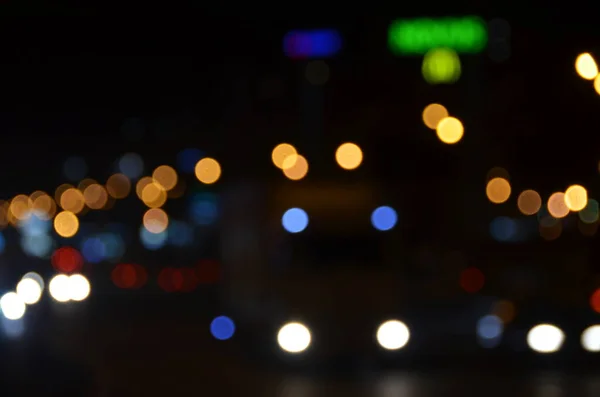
left=422, top=48, right=461, bottom=84
left=389, top=16, right=487, bottom=55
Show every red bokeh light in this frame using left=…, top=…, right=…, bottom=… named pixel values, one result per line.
left=195, top=260, right=220, bottom=284
left=590, top=289, right=600, bottom=313
left=51, top=247, right=83, bottom=273
left=112, top=263, right=148, bottom=289
left=158, top=267, right=199, bottom=292
left=460, top=267, right=485, bottom=293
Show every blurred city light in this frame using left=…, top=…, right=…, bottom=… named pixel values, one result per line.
left=564, top=184, right=588, bottom=212
left=282, top=208, right=309, bottom=233
left=112, top=263, right=148, bottom=289
left=69, top=274, right=91, bottom=301
left=21, top=234, right=54, bottom=258
left=460, top=267, right=485, bottom=293
left=152, top=165, right=178, bottom=191
left=16, top=277, right=42, bottom=305
left=579, top=199, right=600, bottom=223
left=283, top=29, right=342, bottom=59
left=283, top=154, right=308, bottom=180
left=547, top=192, right=569, bottom=218
left=48, top=274, right=91, bottom=303
left=376, top=320, right=410, bottom=350
left=140, top=226, right=168, bottom=250
left=527, top=324, right=565, bottom=353
left=143, top=208, right=169, bottom=234
left=486, top=177, right=511, bottom=204
left=335, top=142, right=363, bottom=170
left=277, top=322, right=312, bottom=353
left=517, top=189, right=542, bottom=215
left=0, top=292, right=26, bottom=320
left=52, top=247, right=83, bottom=273
left=371, top=206, right=397, bottom=231
left=422, top=49, right=462, bottom=84
left=476, top=315, right=503, bottom=348
left=575, top=52, right=598, bottom=80
left=189, top=193, right=218, bottom=225
left=118, top=153, right=144, bottom=179
left=436, top=116, right=464, bottom=144
left=106, top=173, right=131, bottom=199
left=388, top=16, right=487, bottom=55
left=581, top=325, right=600, bottom=352
left=167, top=220, right=194, bottom=247
left=272, top=143, right=298, bottom=170
left=422, top=103, right=449, bottom=130
left=195, top=157, right=221, bottom=184
left=210, top=315, right=236, bottom=340
left=54, top=211, right=80, bottom=237
left=22, top=272, right=44, bottom=291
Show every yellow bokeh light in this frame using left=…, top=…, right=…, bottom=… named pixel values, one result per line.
left=272, top=143, right=298, bottom=169
left=564, top=184, right=588, bottom=212
left=595, top=75, right=600, bottom=95
left=517, top=189, right=542, bottom=215
left=283, top=154, right=308, bottom=180
left=335, top=142, right=363, bottom=170
left=106, top=173, right=131, bottom=199
left=59, top=188, right=85, bottom=214
left=195, top=158, right=221, bottom=184
left=136, top=176, right=154, bottom=200
left=54, top=211, right=79, bottom=238
left=83, top=184, right=108, bottom=210
left=32, top=194, right=56, bottom=220
left=436, top=117, right=464, bottom=144
left=9, top=195, right=32, bottom=222
left=547, top=192, right=569, bottom=218
left=575, top=52, right=598, bottom=80
left=486, top=177, right=511, bottom=204
left=141, top=182, right=167, bottom=208
left=422, top=103, right=449, bottom=130
left=152, top=165, right=178, bottom=191
left=143, top=208, right=169, bottom=234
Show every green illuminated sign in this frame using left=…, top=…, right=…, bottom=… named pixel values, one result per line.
left=388, top=16, right=487, bottom=55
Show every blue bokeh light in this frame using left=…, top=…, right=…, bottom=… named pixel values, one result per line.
left=81, top=237, right=106, bottom=264
left=210, top=316, right=235, bottom=340
left=283, top=29, right=342, bottom=59
left=118, top=153, right=144, bottom=180
left=282, top=208, right=309, bottom=233
left=18, top=212, right=51, bottom=237
left=189, top=193, right=218, bottom=225
left=139, top=227, right=168, bottom=250
left=0, top=232, right=6, bottom=255
left=168, top=220, right=194, bottom=247
left=476, top=314, right=503, bottom=346
left=21, top=234, right=54, bottom=258
left=371, top=206, right=398, bottom=231
left=177, top=148, right=204, bottom=174
left=490, top=216, right=518, bottom=242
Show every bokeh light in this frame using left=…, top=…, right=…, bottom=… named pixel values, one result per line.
left=564, top=184, right=588, bottom=212
left=48, top=274, right=71, bottom=302
left=272, top=143, right=298, bottom=170
left=51, top=246, right=83, bottom=273
left=141, top=182, right=167, bottom=208
left=118, top=153, right=144, bottom=179
left=476, top=315, right=503, bottom=348
left=210, top=316, right=236, bottom=340
left=580, top=199, right=600, bottom=224
left=371, top=206, right=397, bottom=231
left=69, top=274, right=91, bottom=301
left=54, top=211, right=80, bottom=238
left=436, top=116, right=464, bottom=144
left=139, top=226, right=168, bottom=250
left=335, top=142, right=363, bottom=170
left=143, top=208, right=169, bottom=234
left=277, top=322, right=312, bottom=353
left=517, top=189, right=542, bottom=215
left=16, top=278, right=42, bottom=305
left=282, top=208, right=309, bottom=233
left=152, top=165, right=178, bottom=191
left=59, top=188, right=85, bottom=214
left=527, top=324, right=565, bottom=353
left=422, top=103, right=449, bottom=130
left=189, top=193, right=218, bottom=225
left=195, top=158, right=221, bottom=184
left=0, top=292, right=26, bottom=320
left=486, top=177, right=511, bottom=204
left=581, top=325, right=600, bottom=352
left=83, top=184, right=108, bottom=210
left=460, top=267, right=485, bottom=293
left=376, top=320, right=410, bottom=350
left=282, top=154, right=308, bottom=180
left=422, top=48, right=461, bottom=84
left=106, top=173, right=131, bottom=199
left=575, top=52, right=598, bottom=80
left=547, top=192, right=569, bottom=219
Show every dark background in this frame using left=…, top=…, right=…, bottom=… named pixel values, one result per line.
left=0, top=4, right=600, bottom=396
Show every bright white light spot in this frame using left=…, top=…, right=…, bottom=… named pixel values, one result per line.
left=527, top=324, right=565, bottom=353
left=0, top=292, right=26, bottom=320
left=581, top=325, right=600, bottom=352
left=22, top=272, right=44, bottom=291
left=68, top=274, right=91, bottom=302
left=49, top=274, right=72, bottom=302
left=376, top=320, right=410, bottom=350
left=277, top=322, right=312, bottom=353
left=16, top=278, right=42, bottom=305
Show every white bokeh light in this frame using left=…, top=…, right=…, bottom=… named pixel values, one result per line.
left=277, top=322, right=312, bottom=353
left=0, top=292, right=26, bottom=320
left=49, top=274, right=72, bottom=302
left=527, top=324, right=565, bottom=353
left=16, top=278, right=43, bottom=305
left=21, top=272, right=45, bottom=291
left=376, top=320, right=411, bottom=350
left=69, top=274, right=91, bottom=301
left=581, top=325, right=600, bottom=352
